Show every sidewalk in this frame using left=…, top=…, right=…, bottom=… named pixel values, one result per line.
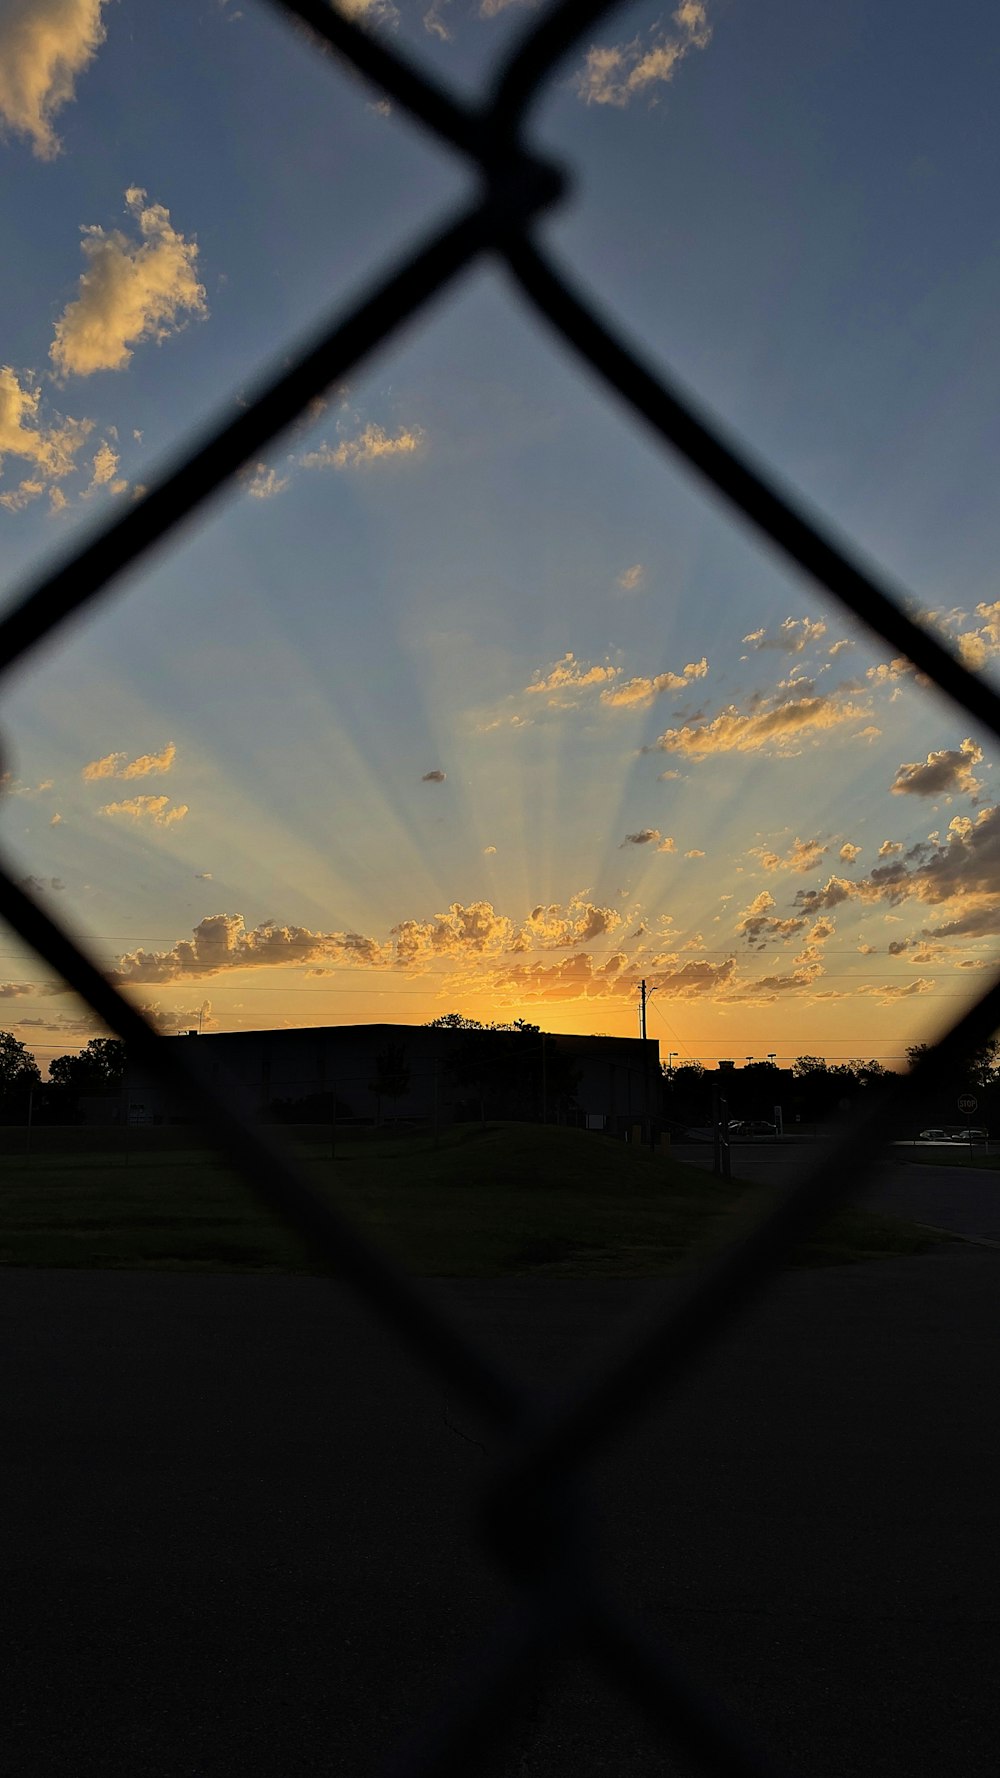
left=1, top=1251, right=998, bottom=1774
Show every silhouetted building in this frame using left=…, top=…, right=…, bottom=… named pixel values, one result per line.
left=124, top=1022, right=659, bottom=1138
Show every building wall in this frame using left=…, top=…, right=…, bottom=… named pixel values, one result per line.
left=125, top=1024, right=660, bottom=1134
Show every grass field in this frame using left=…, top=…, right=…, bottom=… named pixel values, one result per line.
left=0, top=1121, right=944, bottom=1278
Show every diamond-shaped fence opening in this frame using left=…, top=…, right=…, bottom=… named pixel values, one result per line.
left=1, top=3, right=999, bottom=1774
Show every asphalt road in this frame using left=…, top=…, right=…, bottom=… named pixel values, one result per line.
left=2, top=1252, right=1000, bottom=1775
left=673, top=1139, right=1000, bottom=1243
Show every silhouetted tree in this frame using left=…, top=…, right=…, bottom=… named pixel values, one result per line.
left=49, top=1037, right=125, bottom=1092
left=0, top=1033, right=40, bottom=1094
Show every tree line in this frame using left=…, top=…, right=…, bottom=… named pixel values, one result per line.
left=0, top=1034, right=124, bottom=1124
left=664, top=1041, right=1000, bottom=1129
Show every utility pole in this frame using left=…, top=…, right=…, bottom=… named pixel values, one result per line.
left=639, top=981, right=653, bottom=1147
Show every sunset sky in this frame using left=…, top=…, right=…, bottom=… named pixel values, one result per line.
left=1, top=0, right=998, bottom=1074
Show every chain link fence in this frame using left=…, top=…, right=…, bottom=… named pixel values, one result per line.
left=1, top=2, right=999, bottom=1772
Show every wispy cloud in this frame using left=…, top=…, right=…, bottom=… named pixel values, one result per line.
left=83, top=743, right=176, bottom=781
left=576, top=1, right=711, bottom=107
left=653, top=685, right=870, bottom=760
left=600, top=657, right=708, bottom=710
left=51, top=188, right=207, bottom=378
left=247, top=463, right=289, bottom=500
left=100, top=795, right=188, bottom=827
left=0, top=365, right=92, bottom=504
left=423, top=0, right=451, bottom=37
left=858, top=978, right=935, bottom=1002
left=333, top=0, right=400, bottom=23
left=522, top=651, right=707, bottom=712
left=300, top=422, right=424, bottom=471
left=742, top=617, right=827, bottom=655
left=524, top=652, right=617, bottom=701
left=616, top=562, right=645, bottom=592
left=751, top=836, right=828, bottom=874
left=1, top=773, right=54, bottom=797
left=0, top=0, right=108, bottom=158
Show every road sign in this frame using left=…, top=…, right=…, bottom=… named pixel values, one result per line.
left=958, top=1093, right=978, bottom=1115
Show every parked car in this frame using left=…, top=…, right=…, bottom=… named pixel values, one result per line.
left=951, top=1128, right=988, bottom=1143
left=727, top=1119, right=747, bottom=1135
left=918, top=1128, right=949, bottom=1141
left=747, top=1119, right=778, bottom=1137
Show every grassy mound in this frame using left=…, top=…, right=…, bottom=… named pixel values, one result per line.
left=0, top=1120, right=942, bottom=1277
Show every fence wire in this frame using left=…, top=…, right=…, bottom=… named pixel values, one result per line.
left=1, top=3, right=998, bottom=1774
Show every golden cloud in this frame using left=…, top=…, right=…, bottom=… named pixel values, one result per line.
left=524, top=652, right=617, bottom=699
left=83, top=742, right=175, bottom=781
left=100, top=794, right=187, bottom=827
left=0, top=365, right=92, bottom=493
left=858, top=978, right=935, bottom=1002
left=576, top=0, right=710, bottom=106
left=333, top=0, right=400, bottom=21
left=751, top=836, right=828, bottom=874
left=110, top=896, right=625, bottom=988
left=247, top=464, right=289, bottom=500
left=0, top=0, right=108, bottom=158
left=600, top=657, right=708, bottom=709
left=50, top=188, right=207, bottom=378
left=300, top=422, right=423, bottom=471
left=88, top=439, right=118, bottom=486
left=654, top=686, right=870, bottom=760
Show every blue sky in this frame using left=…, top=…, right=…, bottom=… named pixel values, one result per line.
left=1, top=0, right=998, bottom=1072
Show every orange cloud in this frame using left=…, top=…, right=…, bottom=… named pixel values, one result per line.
left=99, top=795, right=187, bottom=827
left=654, top=686, right=870, bottom=760
left=600, top=657, right=708, bottom=709
left=525, top=652, right=618, bottom=699
left=83, top=742, right=175, bottom=781
left=751, top=836, right=828, bottom=874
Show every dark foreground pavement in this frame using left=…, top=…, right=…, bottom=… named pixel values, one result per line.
left=2, top=1250, right=999, bottom=1776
